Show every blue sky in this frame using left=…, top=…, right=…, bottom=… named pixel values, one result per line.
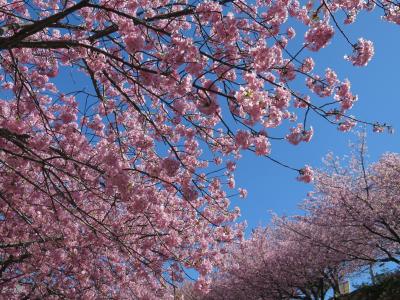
left=232, top=9, right=400, bottom=233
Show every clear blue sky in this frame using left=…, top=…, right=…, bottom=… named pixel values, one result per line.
left=231, top=9, right=400, bottom=234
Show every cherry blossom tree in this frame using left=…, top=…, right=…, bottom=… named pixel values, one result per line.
left=191, top=226, right=348, bottom=300
left=198, top=146, right=400, bottom=300
left=0, top=0, right=399, bottom=298
left=295, top=147, right=400, bottom=267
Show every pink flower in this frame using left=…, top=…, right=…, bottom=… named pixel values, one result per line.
left=254, top=135, right=271, bottom=156
left=325, top=68, right=338, bottom=86
left=274, top=87, right=291, bottom=109
left=301, top=57, right=315, bottom=73
left=279, top=62, right=296, bottom=82
left=183, top=185, right=198, bottom=201
left=235, top=130, right=252, bottom=149
left=287, top=27, right=296, bottom=39
left=286, top=124, right=313, bottom=145
left=345, top=38, right=374, bottom=66
left=297, top=165, right=314, bottom=183
left=251, top=44, right=283, bottom=73
left=197, top=80, right=220, bottom=115
left=226, top=161, right=237, bottom=172
left=373, top=123, right=385, bottom=133
left=384, top=7, right=400, bottom=25
left=197, top=97, right=219, bottom=115
left=338, top=118, right=357, bottom=132
left=162, top=157, right=180, bottom=177
left=335, top=80, right=358, bottom=112
left=305, top=22, right=334, bottom=51
left=196, top=1, right=222, bottom=23
left=238, top=188, right=248, bottom=198
left=88, top=114, right=105, bottom=133
left=124, top=33, right=144, bottom=53
left=302, top=127, right=314, bottom=142
left=228, top=176, right=235, bottom=189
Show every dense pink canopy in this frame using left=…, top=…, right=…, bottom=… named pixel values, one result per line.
left=192, top=150, right=400, bottom=300
left=0, top=0, right=398, bottom=298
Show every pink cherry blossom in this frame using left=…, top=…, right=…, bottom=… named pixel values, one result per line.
left=338, top=118, right=357, bottom=132
left=193, top=149, right=400, bottom=300
left=162, top=156, right=180, bottom=177
left=301, top=57, right=315, bottom=73
left=305, top=22, right=335, bottom=51
left=287, top=27, right=296, bottom=39
left=238, top=188, right=248, bottom=198
left=235, top=130, right=252, bottom=149
left=254, top=135, right=271, bottom=156
left=345, top=38, right=375, bottom=66
left=286, top=124, right=314, bottom=145
left=297, top=165, right=314, bottom=183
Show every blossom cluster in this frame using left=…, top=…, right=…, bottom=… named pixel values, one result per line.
left=192, top=152, right=400, bottom=299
